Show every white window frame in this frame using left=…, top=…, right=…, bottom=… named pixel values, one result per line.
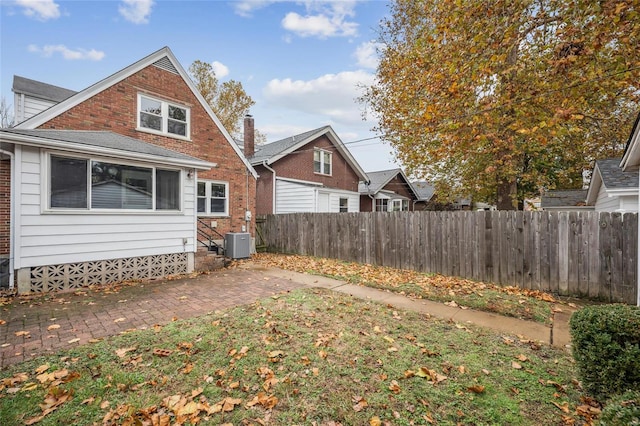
left=137, top=93, right=190, bottom=140
left=197, top=180, right=229, bottom=217
left=313, top=148, right=332, bottom=176
left=390, top=199, right=410, bottom=211
left=43, top=151, right=183, bottom=213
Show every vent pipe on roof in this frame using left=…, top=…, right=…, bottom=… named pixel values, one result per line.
left=243, top=114, right=255, bottom=157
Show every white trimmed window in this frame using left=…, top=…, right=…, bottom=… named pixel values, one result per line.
left=375, top=199, right=388, bottom=212
left=138, top=94, right=190, bottom=138
left=197, top=181, right=228, bottom=216
left=313, top=148, right=332, bottom=175
left=390, top=199, right=410, bottom=211
left=339, top=197, right=348, bottom=212
left=48, top=154, right=181, bottom=211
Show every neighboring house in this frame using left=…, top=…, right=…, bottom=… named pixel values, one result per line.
left=0, top=46, right=257, bottom=293
left=586, top=158, right=639, bottom=212
left=358, top=168, right=419, bottom=211
left=411, top=181, right=436, bottom=211
left=540, top=189, right=593, bottom=211
left=244, top=122, right=368, bottom=214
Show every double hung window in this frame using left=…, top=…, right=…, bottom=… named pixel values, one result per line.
left=313, top=148, right=332, bottom=175
left=197, top=181, right=228, bottom=216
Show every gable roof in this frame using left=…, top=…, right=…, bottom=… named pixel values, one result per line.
left=13, top=75, right=77, bottom=103
left=358, top=168, right=419, bottom=199
left=586, top=158, right=639, bottom=204
left=249, top=125, right=368, bottom=181
left=14, top=46, right=257, bottom=178
left=0, top=129, right=214, bottom=169
left=412, top=181, right=436, bottom=202
left=620, top=111, right=640, bottom=171
left=541, top=189, right=589, bottom=209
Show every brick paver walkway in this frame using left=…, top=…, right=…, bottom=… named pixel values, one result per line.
left=0, top=264, right=307, bottom=369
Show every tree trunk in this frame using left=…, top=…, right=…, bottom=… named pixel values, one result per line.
left=496, top=177, right=517, bottom=210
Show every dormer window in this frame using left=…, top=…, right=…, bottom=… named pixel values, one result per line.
left=138, top=94, right=189, bottom=139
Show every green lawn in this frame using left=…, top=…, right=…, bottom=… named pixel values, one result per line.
left=1, top=288, right=595, bottom=425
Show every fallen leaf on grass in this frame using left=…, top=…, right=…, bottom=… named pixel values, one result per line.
left=467, top=385, right=486, bottom=393
left=181, top=363, right=194, bottom=374
left=388, top=380, right=401, bottom=394
left=512, top=361, right=522, bottom=370
left=246, top=392, right=278, bottom=409
left=552, top=401, right=570, bottom=413
left=115, top=347, right=137, bottom=358
left=353, top=395, right=368, bottom=412
left=370, top=416, right=382, bottom=426
left=212, top=397, right=243, bottom=413
left=517, top=354, right=529, bottom=362
left=35, top=364, right=49, bottom=374
left=25, top=386, right=73, bottom=424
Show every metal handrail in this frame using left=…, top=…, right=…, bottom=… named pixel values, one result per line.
left=197, top=219, right=225, bottom=254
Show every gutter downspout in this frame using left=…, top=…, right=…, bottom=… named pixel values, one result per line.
left=262, top=161, right=277, bottom=214
left=0, top=148, right=15, bottom=290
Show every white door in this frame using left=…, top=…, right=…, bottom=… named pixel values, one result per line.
left=318, top=192, right=330, bottom=212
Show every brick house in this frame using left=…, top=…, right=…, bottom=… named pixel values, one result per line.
left=243, top=123, right=368, bottom=214
left=358, top=168, right=420, bottom=212
left=0, top=47, right=256, bottom=293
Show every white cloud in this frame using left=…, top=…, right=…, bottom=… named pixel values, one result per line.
left=262, top=70, right=374, bottom=126
left=354, top=41, right=384, bottom=69
left=211, top=61, right=229, bottom=79
left=281, top=1, right=358, bottom=38
left=232, top=0, right=278, bottom=17
left=118, top=0, right=154, bottom=24
left=27, top=44, right=105, bottom=61
left=16, top=0, right=60, bottom=21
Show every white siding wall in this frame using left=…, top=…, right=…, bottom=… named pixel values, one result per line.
left=275, top=179, right=361, bottom=213
left=14, top=94, right=57, bottom=124
left=15, top=146, right=197, bottom=268
left=594, top=186, right=621, bottom=212
left=329, top=191, right=360, bottom=212
left=620, top=195, right=639, bottom=212
left=275, top=179, right=316, bottom=213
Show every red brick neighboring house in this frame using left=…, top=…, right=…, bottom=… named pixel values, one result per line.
left=358, top=168, right=420, bottom=212
left=0, top=47, right=257, bottom=292
left=243, top=123, right=368, bottom=214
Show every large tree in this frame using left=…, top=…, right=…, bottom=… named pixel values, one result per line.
left=362, top=0, right=640, bottom=209
left=188, top=60, right=256, bottom=139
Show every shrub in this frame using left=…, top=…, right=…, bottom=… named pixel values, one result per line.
left=569, top=304, right=640, bottom=400
left=598, top=390, right=640, bottom=426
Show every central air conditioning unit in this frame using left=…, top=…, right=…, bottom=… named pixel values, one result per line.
left=224, top=232, right=251, bottom=259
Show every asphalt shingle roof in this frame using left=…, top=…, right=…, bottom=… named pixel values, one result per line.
left=412, top=181, right=436, bottom=201
left=13, top=75, right=77, bottom=103
left=596, top=158, right=639, bottom=189
left=249, top=126, right=330, bottom=164
left=1, top=129, right=204, bottom=162
left=358, top=168, right=403, bottom=194
left=541, top=190, right=588, bottom=208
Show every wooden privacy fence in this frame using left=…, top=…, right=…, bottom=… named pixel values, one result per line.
left=257, top=211, right=638, bottom=305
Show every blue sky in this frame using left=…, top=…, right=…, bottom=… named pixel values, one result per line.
left=0, top=0, right=399, bottom=171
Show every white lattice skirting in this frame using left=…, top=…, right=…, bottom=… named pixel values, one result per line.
left=27, top=253, right=188, bottom=293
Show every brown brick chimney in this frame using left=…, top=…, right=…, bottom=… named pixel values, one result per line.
left=243, top=114, right=255, bottom=157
